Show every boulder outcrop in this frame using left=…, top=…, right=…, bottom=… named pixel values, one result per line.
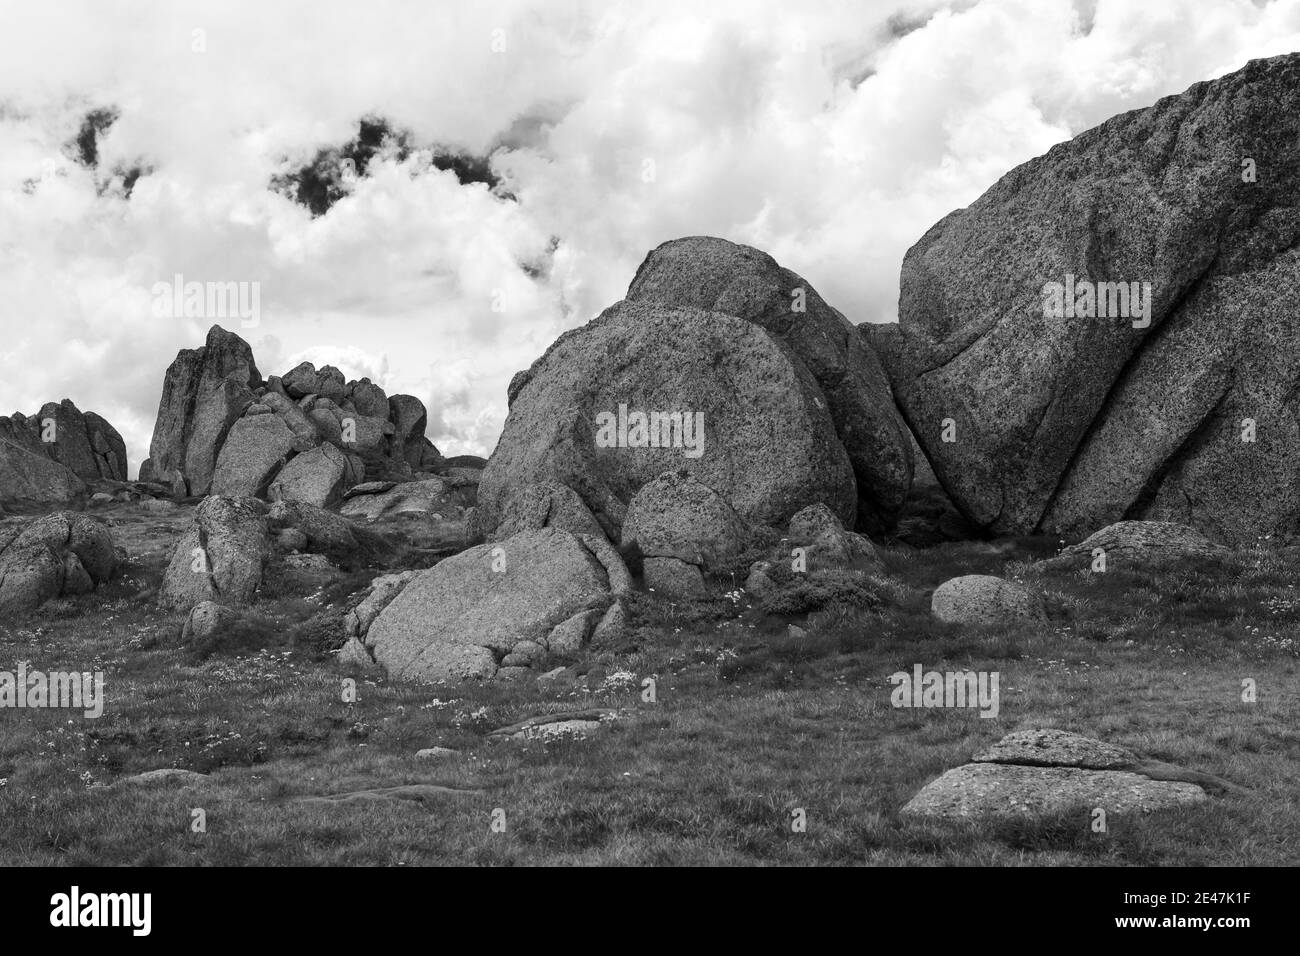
left=626, top=236, right=913, bottom=533
left=877, top=53, right=1300, bottom=545
left=479, top=299, right=856, bottom=539
left=141, top=325, right=445, bottom=502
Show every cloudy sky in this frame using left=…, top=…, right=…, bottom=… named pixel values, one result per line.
left=2, top=0, right=1298, bottom=474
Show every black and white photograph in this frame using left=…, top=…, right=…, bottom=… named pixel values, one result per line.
left=0, top=0, right=1294, bottom=922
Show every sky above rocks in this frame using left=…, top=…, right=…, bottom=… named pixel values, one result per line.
left=2, top=0, right=1298, bottom=474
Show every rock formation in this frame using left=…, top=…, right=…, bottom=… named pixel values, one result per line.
left=0, top=512, right=118, bottom=615
left=157, top=495, right=270, bottom=609
left=478, top=300, right=858, bottom=540
left=901, top=730, right=1238, bottom=821
left=140, top=325, right=443, bottom=501
left=876, top=53, right=1300, bottom=545
left=0, top=400, right=128, bottom=509
left=625, top=237, right=914, bottom=533
left=359, top=527, right=630, bottom=682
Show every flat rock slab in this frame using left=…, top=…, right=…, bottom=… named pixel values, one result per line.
left=487, top=708, right=618, bottom=741
left=972, top=729, right=1138, bottom=770
left=415, top=747, right=460, bottom=760
left=292, top=783, right=482, bottom=806
left=901, top=763, right=1207, bottom=821
left=122, top=769, right=210, bottom=787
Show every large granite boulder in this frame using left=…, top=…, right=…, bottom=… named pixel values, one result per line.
left=0, top=512, right=117, bottom=614
left=346, top=379, right=389, bottom=418
left=158, top=495, right=269, bottom=609
left=626, top=236, right=913, bottom=533
left=0, top=442, right=87, bottom=510
left=621, top=470, right=749, bottom=569
left=878, top=53, right=1300, bottom=545
left=143, top=325, right=261, bottom=496
left=901, top=730, right=1231, bottom=822
left=0, top=400, right=127, bottom=508
left=479, top=300, right=856, bottom=539
left=1037, top=520, right=1232, bottom=571
left=268, top=442, right=360, bottom=507
left=931, top=574, right=1043, bottom=626
left=210, top=414, right=300, bottom=498
left=361, top=528, right=627, bottom=682
left=281, top=361, right=346, bottom=403
left=6, top=400, right=129, bottom=483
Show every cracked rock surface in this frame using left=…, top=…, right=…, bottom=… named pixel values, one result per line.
left=901, top=730, right=1232, bottom=821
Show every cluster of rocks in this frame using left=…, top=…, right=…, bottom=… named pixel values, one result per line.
left=14, top=57, right=1300, bottom=708
left=476, top=236, right=915, bottom=541
left=340, top=527, right=630, bottom=682
left=901, top=730, right=1236, bottom=822
left=0, top=400, right=127, bottom=510
left=0, top=512, right=118, bottom=615
left=139, top=325, right=445, bottom=506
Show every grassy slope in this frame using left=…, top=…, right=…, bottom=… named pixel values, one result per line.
left=0, top=502, right=1296, bottom=866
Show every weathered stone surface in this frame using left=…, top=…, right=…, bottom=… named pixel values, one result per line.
left=158, top=495, right=269, bottom=609
left=282, top=361, right=346, bottom=403
left=0, top=442, right=86, bottom=510
left=364, top=528, right=615, bottom=682
left=347, top=379, right=389, bottom=418
left=17, top=400, right=129, bottom=483
left=786, top=502, right=883, bottom=572
left=342, top=570, right=417, bottom=640
left=0, top=543, right=64, bottom=614
left=626, top=236, right=913, bottom=532
left=211, top=414, right=297, bottom=497
left=335, top=413, right=392, bottom=455
left=547, top=608, right=600, bottom=655
left=491, top=479, right=605, bottom=540
left=123, top=769, right=210, bottom=787
left=0, top=512, right=116, bottom=615
left=415, top=747, right=459, bottom=760
left=340, top=477, right=474, bottom=520
left=268, top=442, right=352, bottom=507
left=260, top=391, right=320, bottom=448
left=931, top=574, right=1043, bottom=626
left=621, top=470, right=749, bottom=568
left=146, top=325, right=261, bottom=496
left=10, top=512, right=116, bottom=582
left=141, top=327, right=439, bottom=499
left=387, top=394, right=440, bottom=469
left=180, top=600, right=243, bottom=644
left=480, top=300, right=855, bottom=538
left=1038, top=520, right=1231, bottom=571
left=0, top=400, right=127, bottom=508
left=266, top=500, right=359, bottom=556
left=589, top=600, right=629, bottom=647
left=901, top=763, right=1207, bottom=820
left=880, top=54, right=1300, bottom=544
left=973, top=729, right=1138, bottom=770
left=337, top=636, right=375, bottom=668
left=643, top=555, right=706, bottom=597
left=501, top=640, right=544, bottom=667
